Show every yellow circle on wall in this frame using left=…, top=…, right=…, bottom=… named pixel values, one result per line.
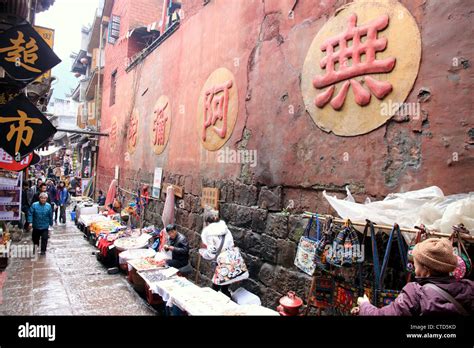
left=151, top=95, right=171, bottom=155
left=197, top=67, right=238, bottom=151
left=301, top=0, right=421, bottom=136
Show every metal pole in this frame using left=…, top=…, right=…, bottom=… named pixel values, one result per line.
left=55, top=128, right=109, bottom=136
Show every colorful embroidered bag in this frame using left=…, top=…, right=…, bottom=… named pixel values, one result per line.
left=294, top=214, right=321, bottom=276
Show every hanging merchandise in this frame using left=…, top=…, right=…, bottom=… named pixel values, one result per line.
left=333, top=279, right=358, bottom=315
left=309, top=270, right=334, bottom=311
left=327, top=219, right=363, bottom=268
left=294, top=214, right=320, bottom=276
left=406, top=226, right=427, bottom=281
left=314, top=217, right=336, bottom=271
left=373, top=224, right=408, bottom=308
left=450, top=225, right=472, bottom=280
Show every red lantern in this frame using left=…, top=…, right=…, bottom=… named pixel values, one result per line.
left=277, top=291, right=303, bottom=316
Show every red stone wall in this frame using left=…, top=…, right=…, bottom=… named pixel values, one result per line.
left=96, top=0, right=474, bottom=307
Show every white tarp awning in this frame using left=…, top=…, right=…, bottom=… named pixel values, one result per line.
left=323, top=186, right=474, bottom=236
left=36, top=145, right=61, bottom=157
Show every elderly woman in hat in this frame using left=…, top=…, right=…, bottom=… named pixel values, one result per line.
left=353, top=238, right=473, bottom=315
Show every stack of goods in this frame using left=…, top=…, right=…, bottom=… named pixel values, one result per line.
left=127, top=256, right=165, bottom=272
left=78, top=214, right=109, bottom=234
left=118, top=248, right=157, bottom=271
left=151, top=277, right=195, bottom=307
left=138, top=267, right=179, bottom=284
left=90, top=220, right=123, bottom=237
left=114, top=233, right=152, bottom=252
left=171, top=287, right=239, bottom=315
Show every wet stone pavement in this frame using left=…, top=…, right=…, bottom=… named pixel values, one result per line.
left=0, top=219, right=157, bottom=315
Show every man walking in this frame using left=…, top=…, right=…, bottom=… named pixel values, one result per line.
left=27, top=192, right=53, bottom=255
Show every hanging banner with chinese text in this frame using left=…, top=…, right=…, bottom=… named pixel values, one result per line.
left=33, top=25, right=55, bottom=82
left=0, top=94, right=57, bottom=159
left=0, top=23, right=61, bottom=82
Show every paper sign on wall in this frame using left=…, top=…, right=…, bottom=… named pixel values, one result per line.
left=152, top=167, right=162, bottom=198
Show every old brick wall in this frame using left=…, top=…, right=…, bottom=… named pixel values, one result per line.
left=97, top=0, right=474, bottom=308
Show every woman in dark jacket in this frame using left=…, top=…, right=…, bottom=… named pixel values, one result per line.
left=353, top=238, right=473, bottom=316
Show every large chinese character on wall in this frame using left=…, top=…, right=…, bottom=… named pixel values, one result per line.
left=151, top=95, right=171, bottom=155
left=198, top=67, right=238, bottom=151
left=127, top=108, right=139, bottom=154
left=109, top=116, right=118, bottom=152
left=301, top=0, right=421, bottom=136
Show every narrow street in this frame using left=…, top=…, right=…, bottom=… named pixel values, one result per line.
left=0, top=219, right=156, bottom=316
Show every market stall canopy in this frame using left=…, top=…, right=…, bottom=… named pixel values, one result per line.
left=35, top=145, right=61, bottom=157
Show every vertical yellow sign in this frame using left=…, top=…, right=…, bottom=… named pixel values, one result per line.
left=33, top=25, right=55, bottom=82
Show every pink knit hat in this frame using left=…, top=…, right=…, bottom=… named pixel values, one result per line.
left=412, top=238, right=458, bottom=274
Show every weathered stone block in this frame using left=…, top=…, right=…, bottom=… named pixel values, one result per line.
left=260, top=286, right=283, bottom=309
left=251, top=208, right=267, bottom=234
left=241, top=252, right=262, bottom=279
left=234, top=182, right=258, bottom=206
left=258, top=186, right=283, bottom=211
left=277, top=239, right=297, bottom=268
left=234, top=205, right=253, bottom=227
left=220, top=203, right=236, bottom=223
left=228, top=225, right=246, bottom=246
left=243, top=231, right=262, bottom=257
left=265, top=213, right=289, bottom=239
left=261, top=234, right=278, bottom=263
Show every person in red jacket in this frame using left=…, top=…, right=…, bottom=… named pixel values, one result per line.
left=352, top=238, right=473, bottom=316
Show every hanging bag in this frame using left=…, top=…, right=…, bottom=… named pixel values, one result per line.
left=212, top=235, right=249, bottom=285
left=294, top=214, right=321, bottom=276
left=314, top=217, right=335, bottom=271
left=374, top=224, right=408, bottom=307
left=327, top=219, right=362, bottom=268
left=450, top=227, right=472, bottom=280
left=406, top=226, right=427, bottom=281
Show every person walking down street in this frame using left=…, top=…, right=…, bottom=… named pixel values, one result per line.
left=32, top=183, right=51, bottom=204
left=69, top=176, right=78, bottom=197
left=27, top=192, right=53, bottom=255
left=31, top=178, right=43, bottom=196
left=352, top=238, right=473, bottom=316
left=57, top=181, right=69, bottom=224
left=46, top=180, right=57, bottom=221
left=21, top=182, right=30, bottom=230
left=53, top=164, right=62, bottom=181
left=26, top=180, right=35, bottom=206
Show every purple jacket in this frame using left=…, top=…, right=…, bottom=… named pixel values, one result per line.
left=360, top=277, right=473, bottom=316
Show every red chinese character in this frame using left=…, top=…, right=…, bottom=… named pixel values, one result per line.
left=313, top=14, right=396, bottom=110
left=202, top=80, right=233, bottom=142
left=153, top=101, right=168, bottom=146
left=128, top=112, right=138, bottom=147
left=110, top=121, right=117, bottom=144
